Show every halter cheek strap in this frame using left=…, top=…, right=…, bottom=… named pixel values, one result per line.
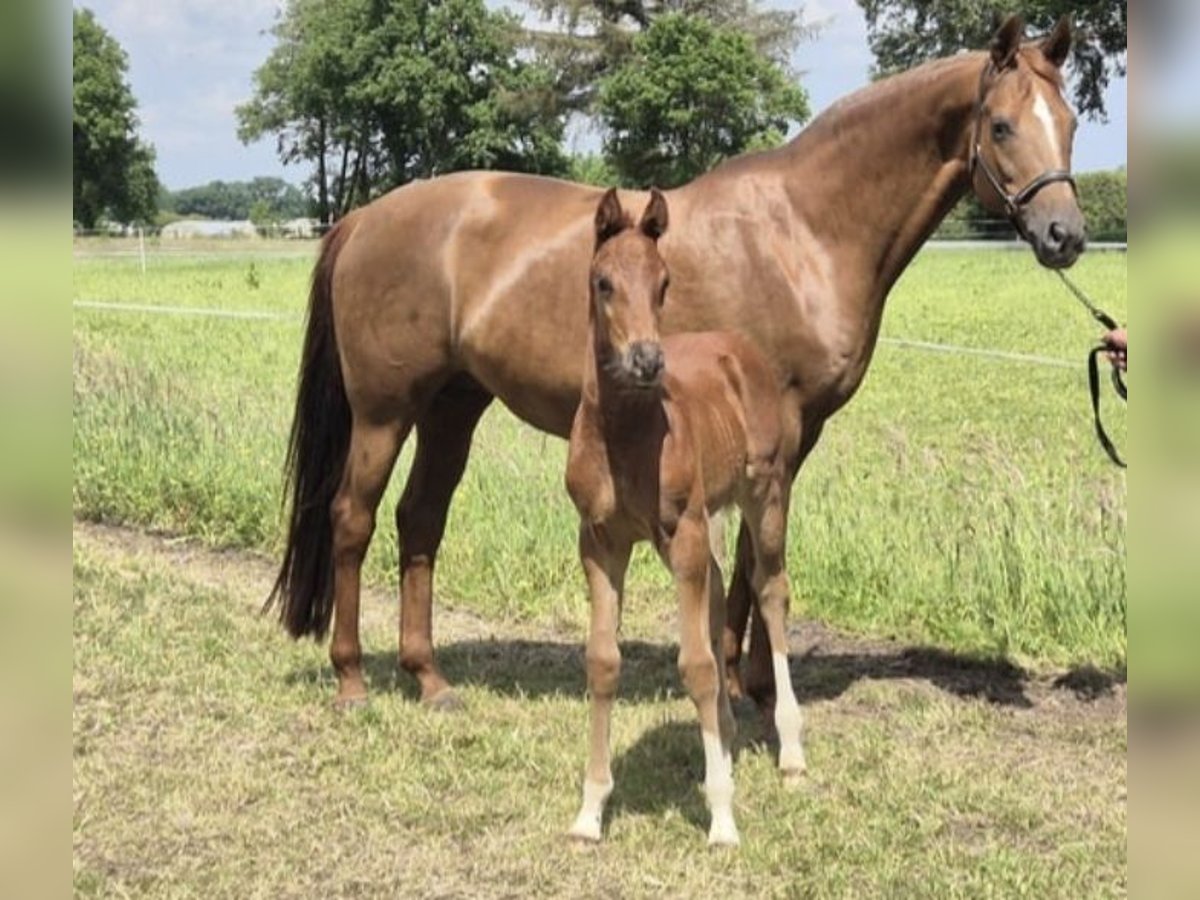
left=968, top=61, right=1077, bottom=222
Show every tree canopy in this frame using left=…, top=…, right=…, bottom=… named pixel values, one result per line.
left=73, top=8, right=159, bottom=228
left=161, top=178, right=311, bottom=222
left=855, top=1, right=1126, bottom=120
left=597, top=14, right=809, bottom=188
left=237, top=0, right=568, bottom=223
left=524, top=0, right=811, bottom=113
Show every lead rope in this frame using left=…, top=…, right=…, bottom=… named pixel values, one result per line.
left=1054, top=269, right=1127, bottom=468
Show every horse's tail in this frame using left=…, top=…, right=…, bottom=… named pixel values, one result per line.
left=266, top=217, right=356, bottom=639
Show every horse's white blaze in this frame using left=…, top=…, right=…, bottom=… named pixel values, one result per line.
left=702, top=730, right=739, bottom=847
left=568, top=777, right=613, bottom=842
left=772, top=651, right=806, bottom=774
left=1032, top=89, right=1062, bottom=167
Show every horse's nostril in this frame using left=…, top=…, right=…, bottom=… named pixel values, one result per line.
left=1048, top=221, right=1066, bottom=245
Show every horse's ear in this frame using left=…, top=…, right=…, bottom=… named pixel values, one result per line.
left=990, top=14, right=1024, bottom=70
left=1041, top=15, right=1072, bottom=69
left=639, top=188, right=669, bottom=241
left=595, top=188, right=627, bottom=247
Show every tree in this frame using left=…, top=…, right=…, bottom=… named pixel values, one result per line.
left=523, top=0, right=812, bottom=114
left=238, top=0, right=568, bottom=223
left=73, top=8, right=159, bottom=228
left=597, top=14, right=809, bottom=187
left=1076, top=169, right=1126, bottom=242
left=166, top=178, right=311, bottom=221
left=855, top=1, right=1126, bottom=120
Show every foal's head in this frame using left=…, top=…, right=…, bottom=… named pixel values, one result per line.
left=970, top=15, right=1085, bottom=268
left=589, top=188, right=670, bottom=390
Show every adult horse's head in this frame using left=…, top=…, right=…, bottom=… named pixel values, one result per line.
left=590, top=187, right=671, bottom=390
left=970, top=15, right=1085, bottom=269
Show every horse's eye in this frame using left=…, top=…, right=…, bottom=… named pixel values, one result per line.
left=991, top=120, right=1014, bottom=142
left=595, top=275, right=612, bottom=295
left=659, top=279, right=669, bottom=305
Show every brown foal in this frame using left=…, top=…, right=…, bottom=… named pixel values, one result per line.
left=565, top=189, right=805, bottom=846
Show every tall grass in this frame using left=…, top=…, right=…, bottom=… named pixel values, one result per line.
left=72, top=249, right=1127, bottom=668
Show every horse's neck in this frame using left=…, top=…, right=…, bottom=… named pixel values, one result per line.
left=780, top=54, right=981, bottom=306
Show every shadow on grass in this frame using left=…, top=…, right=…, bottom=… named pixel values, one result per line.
left=608, top=720, right=709, bottom=834
left=286, top=635, right=1125, bottom=709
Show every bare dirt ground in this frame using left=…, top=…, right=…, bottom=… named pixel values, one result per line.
left=75, top=519, right=1125, bottom=724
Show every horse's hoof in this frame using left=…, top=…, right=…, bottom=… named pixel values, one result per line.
left=781, top=767, right=807, bottom=791
left=333, top=693, right=369, bottom=712
left=567, top=821, right=603, bottom=844
left=423, top=687, right=465, bottom=713
left=707, top=819, right=741, bottom=848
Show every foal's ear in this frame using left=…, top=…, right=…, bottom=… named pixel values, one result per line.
left=594, top=187, right=627, bottom=247
left=1040, top=15, right=1072, bottom=69
left=639, top=187, right=669, bottom=241
left=989, top=14, right=1024, bottom=70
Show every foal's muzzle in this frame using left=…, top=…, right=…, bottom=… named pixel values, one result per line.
left=626, top=340, right=664, bottom=387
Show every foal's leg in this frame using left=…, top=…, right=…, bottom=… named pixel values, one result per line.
left=568, top=525, right=630, bottom=842
left=395, top=381, right=493, bottom=709
left=743, top=479, right=806, bottom=781
left=672, top=511, right=738, bottom=847
left=329, top=417, right=408, bottom=707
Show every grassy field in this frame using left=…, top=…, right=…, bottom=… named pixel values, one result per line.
left=73, top=243, right=1127, bottom=668
left=73, top=521, right=1126, bottom=897
left=72, top=242, right=1127, bottom=897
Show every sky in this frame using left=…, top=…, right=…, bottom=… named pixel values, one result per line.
left=78, top=0, right=1128, bottom=191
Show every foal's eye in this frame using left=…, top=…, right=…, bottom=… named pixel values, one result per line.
left=991, top=119, right=1014, bottom=142
left=595, top=275, right=612, bottom=296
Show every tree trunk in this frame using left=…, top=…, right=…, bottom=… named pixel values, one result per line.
left=316, top=116, right=330, bottom=225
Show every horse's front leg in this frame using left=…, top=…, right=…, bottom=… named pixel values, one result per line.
left=568, top=523, right=630, bottom=842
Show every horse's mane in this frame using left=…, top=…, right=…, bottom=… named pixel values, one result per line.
left=699, top=41, right=1062, bottom=182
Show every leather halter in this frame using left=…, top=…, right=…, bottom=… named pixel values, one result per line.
left=968, top=60, right=1077, bottom=225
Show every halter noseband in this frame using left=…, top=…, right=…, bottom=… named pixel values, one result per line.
left=968, top=60, right=1076, bottom=225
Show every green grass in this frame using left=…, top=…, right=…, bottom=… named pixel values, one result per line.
left=72, top=527, right=1126, bottom=898
left=72, top=246, right=1127, bottom=669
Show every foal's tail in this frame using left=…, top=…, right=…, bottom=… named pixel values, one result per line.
left=265, top=218, right=356, bottom=639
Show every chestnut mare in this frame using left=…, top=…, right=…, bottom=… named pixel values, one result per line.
left=565, top=189, right=803, bottom=845
left=269, top=16, right=1085, bottom=715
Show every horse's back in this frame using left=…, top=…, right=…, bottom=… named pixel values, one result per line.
left=327, top=171, right=609, bottom=430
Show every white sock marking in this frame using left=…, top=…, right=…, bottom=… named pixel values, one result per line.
left=772, top=651, right=806, bottom=774
left=702, top=730, right=739, bottom=847
left=568, top=777, right=613, bottom=842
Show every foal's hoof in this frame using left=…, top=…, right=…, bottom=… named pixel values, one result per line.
left=422, top=687, right=465, bottom=713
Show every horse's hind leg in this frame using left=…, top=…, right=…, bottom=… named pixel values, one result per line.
left=722, top=523, right=773, bottom=709
left=329, top=418, right=409, bottom=707
left=395, top=377, right=493, bottom=709
left=741, top=478, right=806, bottom=782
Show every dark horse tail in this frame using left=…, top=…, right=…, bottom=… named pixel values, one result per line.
left=265, top=218, right=355, bottom=639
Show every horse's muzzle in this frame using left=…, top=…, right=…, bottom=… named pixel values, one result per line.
left=1026, top=211, right=1086, bottom=269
